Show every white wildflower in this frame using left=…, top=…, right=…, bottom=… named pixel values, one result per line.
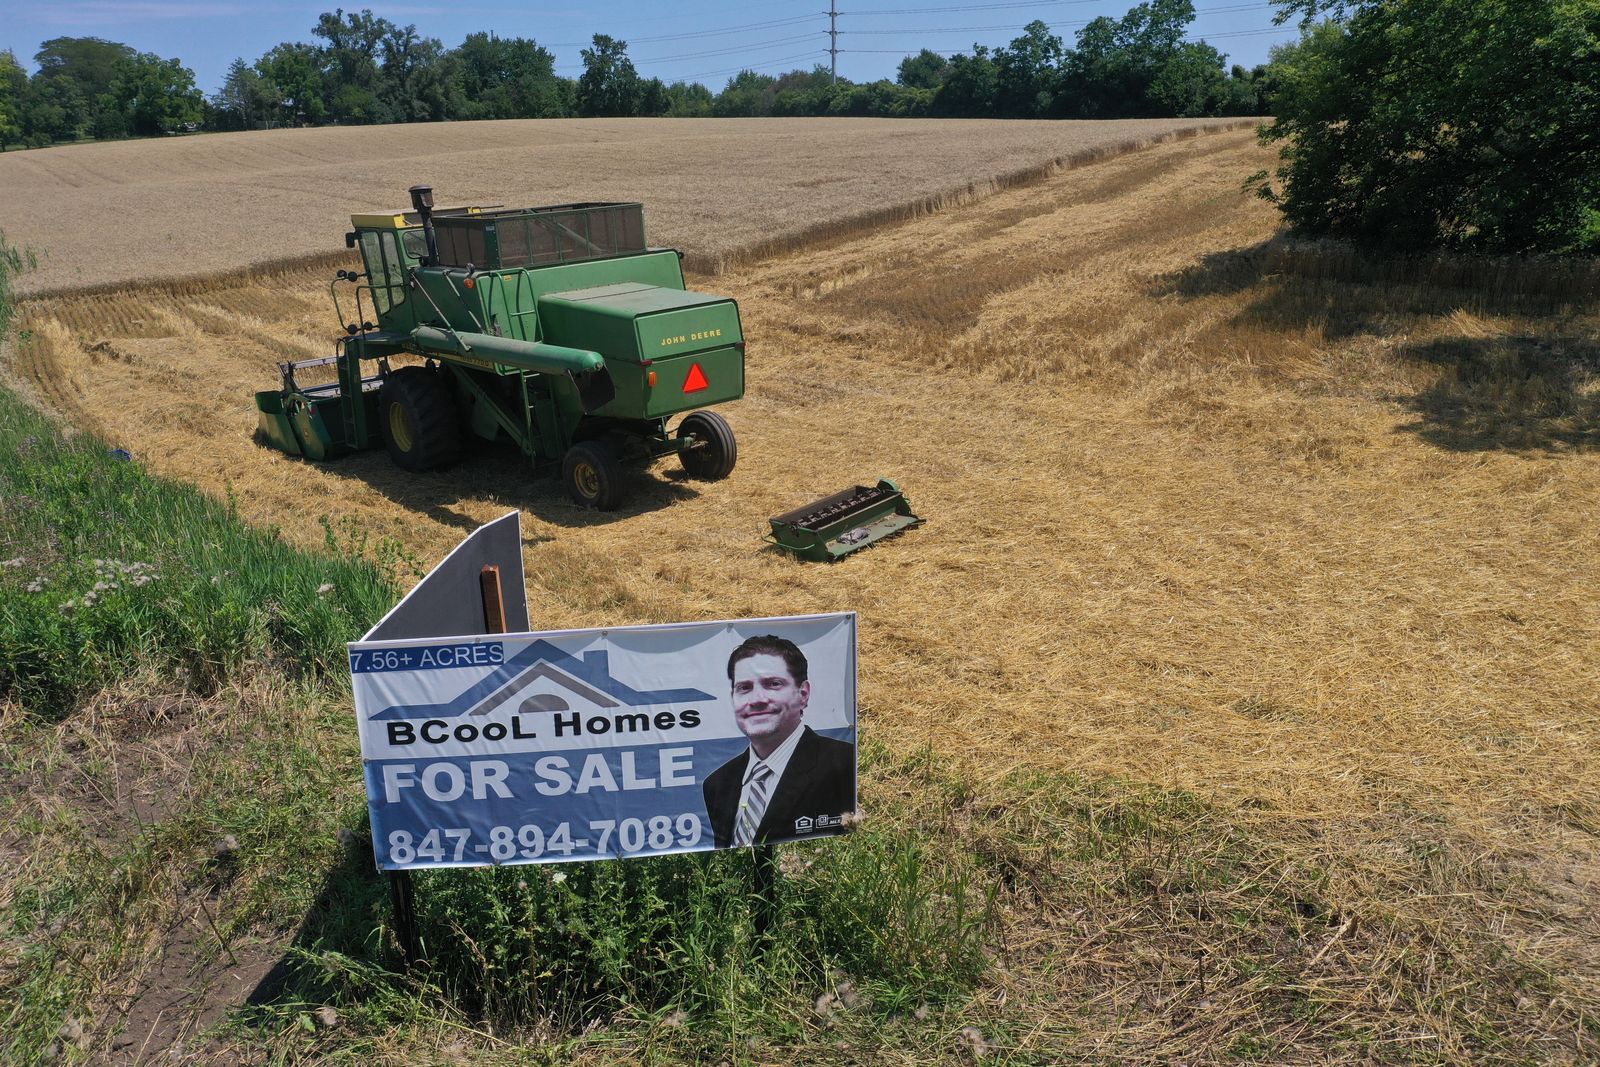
left=317, top=582, right=335, bottom=596
left=960, top=1027, right=990, bottom=1060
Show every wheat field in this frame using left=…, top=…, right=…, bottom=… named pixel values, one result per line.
left=0, top=116, right=1244, bottom=295
left=9, top=126, right=1600, bottom=1059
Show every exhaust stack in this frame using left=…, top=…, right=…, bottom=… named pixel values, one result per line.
left=409, top=184, right=439, bottom=266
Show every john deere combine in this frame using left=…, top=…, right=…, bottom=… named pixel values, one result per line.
left=255, top=186, right=741, bottom=509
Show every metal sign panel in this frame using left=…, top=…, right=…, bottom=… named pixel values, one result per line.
left=363, top=510, right=529, bottom=642
left=349, top=613, right=857, bottom=870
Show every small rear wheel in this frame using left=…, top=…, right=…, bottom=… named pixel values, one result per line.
left=563, top=440, right=625, bottom=510
left=677, top=411, right=737, bottom=480
left=380, top=366, right=461, bottom=471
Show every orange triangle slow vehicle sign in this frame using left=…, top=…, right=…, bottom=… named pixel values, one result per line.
left=683, top=363, right=710, bottom=393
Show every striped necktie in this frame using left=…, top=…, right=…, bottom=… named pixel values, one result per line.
left=734, top=761, right=774, bottom=846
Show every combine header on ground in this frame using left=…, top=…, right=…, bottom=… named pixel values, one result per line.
left=255, top=186, right=742, bottom=509
left=767, top=479, right=923, bottom=561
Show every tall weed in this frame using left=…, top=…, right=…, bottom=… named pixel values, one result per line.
left=0, top=389, right=395, bottom=714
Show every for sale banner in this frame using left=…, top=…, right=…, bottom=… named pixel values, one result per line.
left=350, top=613, right=857, bottom=871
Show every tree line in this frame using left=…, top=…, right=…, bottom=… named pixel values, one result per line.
left=0, top=0, right=1269, bottom=149
left=1259, top=0, right=1598, bottom=255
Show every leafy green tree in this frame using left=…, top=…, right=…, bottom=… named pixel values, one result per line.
left=109, top=52, right=203, bottom=135
left=31, top=37, right=136, bottom=139
left=770, top=66, right=843, bottom=115
left=639, top=77, right=669, bottom=117
left=313, top=8, right=394, bottom=122
left=1149, top=40, right=1229, bottom=116
left=714, top=69, right=777, bottom=116
left=932, top=45, right=998, bottom=116
left=0, top=51, right=25, bottom=148
left=664, top=80, right=714, bottom=117
left=379, top=24, right=457, bottom=122
left=897, top=49, right=950, bottom=90
left=1259, top=0, right=1600, bottom=253
left=1221, top=63, right=1274, bottom=115
left=211, top=57, right=279, bottom=130
left=1060, top=0, right=1195, bottom=117
left=455, top=32, right=565, bottom=118
left=18, top=77, right=81, bottom=145
left=994, top=21, right=1064, bottom=117
left=576, top=35, right=641, bottom=117
left=835, top=79, right=929, bottom=117
left=257, top=42, right=327, bottom=124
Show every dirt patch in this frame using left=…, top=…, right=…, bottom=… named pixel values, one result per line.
left=94, top=915, right=282, bottom=1066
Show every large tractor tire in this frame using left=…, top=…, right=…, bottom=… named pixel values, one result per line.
left=380, top=366, right=461, bottom=472
left=676, top=411, right=737, bottom=481
left=563, top=440, right=625, bottom=510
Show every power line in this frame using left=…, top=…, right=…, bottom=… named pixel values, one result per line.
left=683, top=50, right=831, bottom=83
left=845, top=2, right=1276, bottom=27
left=850, top=0, right=1121, bottom=14
left=547, top=3, right=1294, bottom=84
left=830, top=5, right=1279, bottom=41
left=555, top=35, right=828, bottom=75
left=1190, top=26, right=1300, bottom=38
left=638, top=32, right=825, bottom=64
left=841, top=19, right=1295, bottom=55
left=546, top=14, right=823, bottom=49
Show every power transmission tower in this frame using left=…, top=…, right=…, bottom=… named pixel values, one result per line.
left=828, top=0, right=840, bottom=85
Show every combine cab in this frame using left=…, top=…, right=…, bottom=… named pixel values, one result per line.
left=255, top=187, right=742, bottom=509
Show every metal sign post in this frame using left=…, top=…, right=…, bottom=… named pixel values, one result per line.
left=752, top=843, right=779, bottom=944
left=364, top=514, right=527, bottom=969
left=387, top=562, right=509, bottom=969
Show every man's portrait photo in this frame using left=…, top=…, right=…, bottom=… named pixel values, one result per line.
left=702, top=634, right=856, bottom=848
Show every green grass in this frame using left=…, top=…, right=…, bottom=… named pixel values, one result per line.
left=1, top=685, right=1002, bottom=1065
left=5, top=673, right=1581, bottom=1064
left=0, top=387, right=401, bottom=716
left=0, top=229, right=401, bottom=718
left=0, top=235, right=35, bottom=338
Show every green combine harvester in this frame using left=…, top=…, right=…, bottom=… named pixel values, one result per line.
left=255, top=186, right=742, bottom=509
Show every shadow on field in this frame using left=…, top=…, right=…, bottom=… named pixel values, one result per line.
left=1154, top=236, right=1600, bottom=337
left=327, top=438, right=702, bottom=531
left=244, top=833, right=391, bottom=1009
left=1394, top=334, right=1600, bottom=453
left=1152, top=237, right=1600, bottom=452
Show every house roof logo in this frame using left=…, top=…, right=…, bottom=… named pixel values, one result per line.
left=370, top=640, right=713, bottom=720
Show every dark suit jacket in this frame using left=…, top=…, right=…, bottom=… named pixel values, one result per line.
left=703, top=726, right=856, bottom=848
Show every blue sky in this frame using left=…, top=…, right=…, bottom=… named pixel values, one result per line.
left=1, top=1, right=1300, bottom=96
